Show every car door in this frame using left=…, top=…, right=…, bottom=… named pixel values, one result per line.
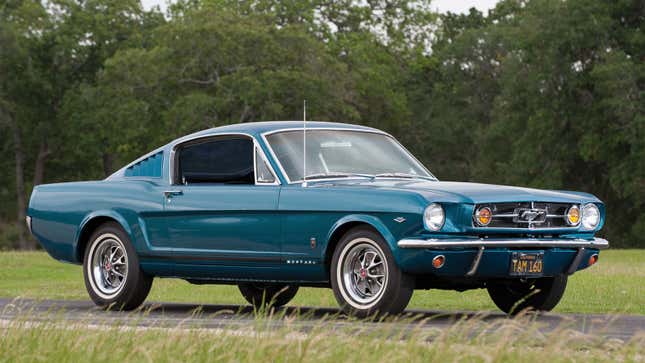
left=159, top=134, right=282, bottom=279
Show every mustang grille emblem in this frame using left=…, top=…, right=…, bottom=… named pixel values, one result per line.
left=513, top=208, right=547, bottom=225
left=521, top=210, right=541, bottom=221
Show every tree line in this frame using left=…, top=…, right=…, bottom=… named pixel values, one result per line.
left=0, top=0, right=642, bottom=248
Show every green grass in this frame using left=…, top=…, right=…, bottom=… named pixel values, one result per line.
left=0, top=250, right=643, bottom=315
left=1, top=315, right=643, bottom=363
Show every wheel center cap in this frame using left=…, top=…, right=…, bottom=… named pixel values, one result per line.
left=360, top=268, right=367, bottom=279
left=105, top=262, right=112, bottom=271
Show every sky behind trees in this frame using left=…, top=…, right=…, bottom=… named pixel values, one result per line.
left=141, top=0, right=501, bottom=14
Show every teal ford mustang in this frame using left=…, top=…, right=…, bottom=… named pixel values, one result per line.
left=27, top=121, right=608, bottom=316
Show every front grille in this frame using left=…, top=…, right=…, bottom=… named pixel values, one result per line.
left=473, top=202, right=577, bottom=229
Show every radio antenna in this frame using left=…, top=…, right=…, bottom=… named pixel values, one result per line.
left=302, top=99, right=307, bottom=187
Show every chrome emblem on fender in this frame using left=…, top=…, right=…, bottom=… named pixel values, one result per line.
left=394, top=217, right=406, bottom=223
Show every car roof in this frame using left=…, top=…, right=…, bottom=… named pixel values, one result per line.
left=108, top=121, right=386, bottom=180
left=181, top=121, right=382, bottom=140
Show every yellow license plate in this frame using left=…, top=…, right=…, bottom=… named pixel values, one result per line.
left=509, top=252, right=544, bottom=276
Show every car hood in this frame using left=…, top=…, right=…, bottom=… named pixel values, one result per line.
left=307, top=179, right=601, bottom=204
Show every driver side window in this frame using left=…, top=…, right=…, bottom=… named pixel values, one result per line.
left=176, top=137, right=254, bottom=185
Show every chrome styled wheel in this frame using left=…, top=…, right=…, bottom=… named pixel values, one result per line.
left=338, top=238, right=389, bottom=309
left=331, top=227, right=413, bottom=317
left=87, top=233, right=128, bottom=299
left=83, top=222, right=153, bottom=310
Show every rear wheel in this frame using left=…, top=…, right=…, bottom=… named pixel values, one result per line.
left=83, top=222, right=153, bottom=310
left=331, top=226, right=413, bottom=317
left=487, top=275, right=568, bottom=315
left=238, top=284, right=299, bottom=308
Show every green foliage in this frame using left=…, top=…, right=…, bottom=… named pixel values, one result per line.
left=0, top=223, right=22, bottom=250
left=0, top=0, right=643, bottom=247
left=411, top=0, right=643, bottom=247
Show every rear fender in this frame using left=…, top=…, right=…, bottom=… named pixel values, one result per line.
left=74, top=210, right=133, bottom=263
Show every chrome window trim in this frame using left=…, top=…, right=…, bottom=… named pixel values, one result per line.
left=260, top=127, right=436, bottom=184
left=169, top=132, right=280, bottom=186
left=254, top=143, right=280, bottom=185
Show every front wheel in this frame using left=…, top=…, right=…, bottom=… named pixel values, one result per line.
left=83, top=222, right=153, bottom=310
left=487, top=275, right=568, bottom=315
left=331, top=227, right=413, bottom=317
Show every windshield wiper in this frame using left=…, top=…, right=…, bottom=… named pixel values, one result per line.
left=374, top=173, right=435, bottom=181
left=304, top=172, right=375, bottom=180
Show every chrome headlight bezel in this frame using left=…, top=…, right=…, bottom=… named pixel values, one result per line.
left=581, top=203, right=600, bottom=230
left=424, top=203, right=445, bottom=231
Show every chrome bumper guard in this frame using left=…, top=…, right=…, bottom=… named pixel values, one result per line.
left=397, top=237, right=608, bottom=276
left=25, top=216, right=33, bottom=235
left=397, top=237, right=609, bottom=250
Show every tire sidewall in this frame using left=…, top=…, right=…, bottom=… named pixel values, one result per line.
left=83, top=223, right=142, bottom=308
left=238, top=284, right=299, bottom=308
left=331, top=227, right=411, bottom=316
left=487, top=275, right=568, bottom=314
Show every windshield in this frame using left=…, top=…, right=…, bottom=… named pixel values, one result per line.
left=265, top=130, right=434, bottom=182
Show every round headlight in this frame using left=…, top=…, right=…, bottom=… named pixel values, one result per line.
left=424, top=203, right=445, bottom=231
left=474, top=207, right=492, bottom=226
left=565, top=205, right=581, bottom=226
left=581, top=203, right=600, bottom=230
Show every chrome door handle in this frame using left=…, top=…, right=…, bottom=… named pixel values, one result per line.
left=163, top=190, right=183, bottom=198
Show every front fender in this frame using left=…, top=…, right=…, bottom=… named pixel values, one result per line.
left=326, top=214, right=399, bottom=257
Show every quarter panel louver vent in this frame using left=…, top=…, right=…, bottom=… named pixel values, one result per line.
left=124, top=151, right=163, bottom=178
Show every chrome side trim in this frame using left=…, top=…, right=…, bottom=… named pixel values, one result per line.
left=397, top=237, right=609, bottom=249
left=260, top=127, right=436, bottom=184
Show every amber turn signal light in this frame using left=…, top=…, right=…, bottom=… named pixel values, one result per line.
left=432, top=255, right=445, bottom=269
left=588, top=254, right=598, bottom=266
left=475, top=207, right=492, bottom=226
left=566, top=205, right=581, bottom=226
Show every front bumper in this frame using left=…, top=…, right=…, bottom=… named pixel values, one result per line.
left=395, top=237, right=608, bottom=277
left=397, top=237, right=609, bottom=249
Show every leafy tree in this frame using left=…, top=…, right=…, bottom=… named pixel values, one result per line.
left=64, top=8, right=359, bottom=169
left=0, top=0, right=643, bottom=249
left=412, top=0, right=643, bottom=247
left=0, top=0, right=49, bottom=248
